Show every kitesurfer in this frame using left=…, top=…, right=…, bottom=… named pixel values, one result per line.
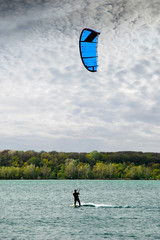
left=73, top=189, right=81, bottom=207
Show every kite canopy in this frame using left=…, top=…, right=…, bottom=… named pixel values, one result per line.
left=79, top=28, right=100, bottom=72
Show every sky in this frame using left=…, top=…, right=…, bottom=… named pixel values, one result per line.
left=0, top=0, right=160, bottom=152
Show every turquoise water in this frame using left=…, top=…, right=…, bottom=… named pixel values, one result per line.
left=0, top=180, right=160, bottom=239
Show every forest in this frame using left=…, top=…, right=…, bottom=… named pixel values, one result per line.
left=0, top=150, right=160, bottom=180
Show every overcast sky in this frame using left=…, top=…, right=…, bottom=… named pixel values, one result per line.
left=0, top=0, right=160, bottom=152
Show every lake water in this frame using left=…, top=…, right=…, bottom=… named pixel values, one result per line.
left=0, top=180, right=160, bottom=239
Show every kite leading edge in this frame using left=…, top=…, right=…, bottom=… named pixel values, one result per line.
left=79, top=28, right=100, bottom=72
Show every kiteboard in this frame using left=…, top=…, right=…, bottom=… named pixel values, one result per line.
left=71, top=204, right=81, bottom=208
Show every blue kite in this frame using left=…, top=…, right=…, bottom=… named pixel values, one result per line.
left=79, top=28, right=100, bottom=72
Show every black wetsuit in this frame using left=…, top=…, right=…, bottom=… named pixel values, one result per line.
left=73, top=190, right=81, bottom=207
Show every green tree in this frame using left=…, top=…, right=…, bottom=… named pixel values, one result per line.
left=0, top=150, right=12, bottom=166
left=64, top=159, right=78, bottom=179
left=57, top=164, right=65, bottom=179
left=93, top=162, right=107, bottom=179
left=125, top=165, right=147, bottom=179
left=114, top=163, right=126, bottom=178
left=11, top=156, right=23, bottom=167
left=39, top=166, right=51, bottom=179
left=23, top=164, right=37, bottom=179
left=105, top=163, right=118, bottom=179
left=0, top=166, right=21, bottom=179
left=78, top=162, right=90, bottom=179
left=26, top=156, right=40, bottom=167
left=86, top=151, right=101, bottom=166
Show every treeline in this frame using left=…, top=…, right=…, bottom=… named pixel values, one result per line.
left=0, top=150, right=160, bottom=180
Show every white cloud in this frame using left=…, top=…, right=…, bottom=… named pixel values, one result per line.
left=0, top=0, right=160, bottom=152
